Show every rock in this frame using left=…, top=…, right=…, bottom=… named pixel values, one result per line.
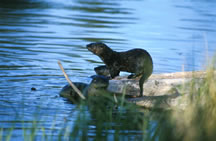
left=31, top=87, right=37, bottom=91
left=108, top=71, right=206, bottom=96
left=106, top=71, right=207, bottom=109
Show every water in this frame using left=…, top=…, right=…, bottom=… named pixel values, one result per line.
left=0, top=0, right=216, bottom=140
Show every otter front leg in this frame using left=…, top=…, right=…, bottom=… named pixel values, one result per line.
left=109, top=68, right=120, bottom=78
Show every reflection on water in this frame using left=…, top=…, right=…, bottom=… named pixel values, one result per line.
left=0, top=0, right=216, bottom=139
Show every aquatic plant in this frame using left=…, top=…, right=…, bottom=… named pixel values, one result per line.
left=171, top=60, right=216, bottom=141
left=145, top=57, right=216, bottom=141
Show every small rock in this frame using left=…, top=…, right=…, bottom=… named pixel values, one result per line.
left=31, top=87, right=37, bottom=91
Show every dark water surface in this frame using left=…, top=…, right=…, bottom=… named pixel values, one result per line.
left=0, top=0, right=216, bottom=140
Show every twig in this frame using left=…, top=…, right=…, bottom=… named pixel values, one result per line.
left=58, top=61, right=86, bottom=100
left=113, top=94, right=118, bottom=103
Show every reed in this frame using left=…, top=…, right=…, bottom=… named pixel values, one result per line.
left=171, top=60, right=216, bottom=141
left=145, top=57, right=216, bottom=141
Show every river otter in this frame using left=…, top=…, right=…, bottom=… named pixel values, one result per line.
left=59, top=75, right=109, bottom=103
left=87, top=42, right=153, bottom=96
left=60, top=82, right=88, bottom=103
left=94, top=65, right=110, bottom=77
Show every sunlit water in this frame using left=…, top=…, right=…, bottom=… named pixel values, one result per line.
left=0, top=0, right=216, bottom=140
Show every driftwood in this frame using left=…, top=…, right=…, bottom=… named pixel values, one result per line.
left=107, top=71, right=207, bottom=109
left=58, top=61, right=86, bottom=100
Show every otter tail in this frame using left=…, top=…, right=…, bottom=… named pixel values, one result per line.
left=139, top=74, right=148, bottom=97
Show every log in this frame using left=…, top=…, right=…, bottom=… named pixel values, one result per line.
left=107, top=71, right=206, bottom=109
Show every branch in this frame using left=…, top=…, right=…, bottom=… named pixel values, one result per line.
left=58, top=61, right=86, bottom=100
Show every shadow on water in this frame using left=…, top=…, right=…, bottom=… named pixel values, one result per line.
left=0, top=0, right=216, bottom=140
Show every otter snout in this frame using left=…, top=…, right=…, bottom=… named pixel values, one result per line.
left=86, top=43, right=97, bottom=53
left=86, top=42, right=108, bottom=55
left=86, top=43, right=92, bottom=51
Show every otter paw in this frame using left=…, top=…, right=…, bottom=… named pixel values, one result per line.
left=128, top=74, right=135, bottom=79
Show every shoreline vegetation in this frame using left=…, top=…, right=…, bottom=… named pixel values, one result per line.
left=1, top=59, right=216, bottom=141
left=108, top=70, right=216, bottom=110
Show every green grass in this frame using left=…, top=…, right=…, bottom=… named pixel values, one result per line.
left=170, top=65, right=216, bottom=141
left=145, top=58, right=216, bottom=141
left=0, top=128, right=13, bottom=141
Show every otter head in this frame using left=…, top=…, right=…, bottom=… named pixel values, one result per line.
left=86, top=42, right=109, bottom=55
left=90, top=75, right=109, bottom=89
left=94, top=65, right=110, bottom=77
